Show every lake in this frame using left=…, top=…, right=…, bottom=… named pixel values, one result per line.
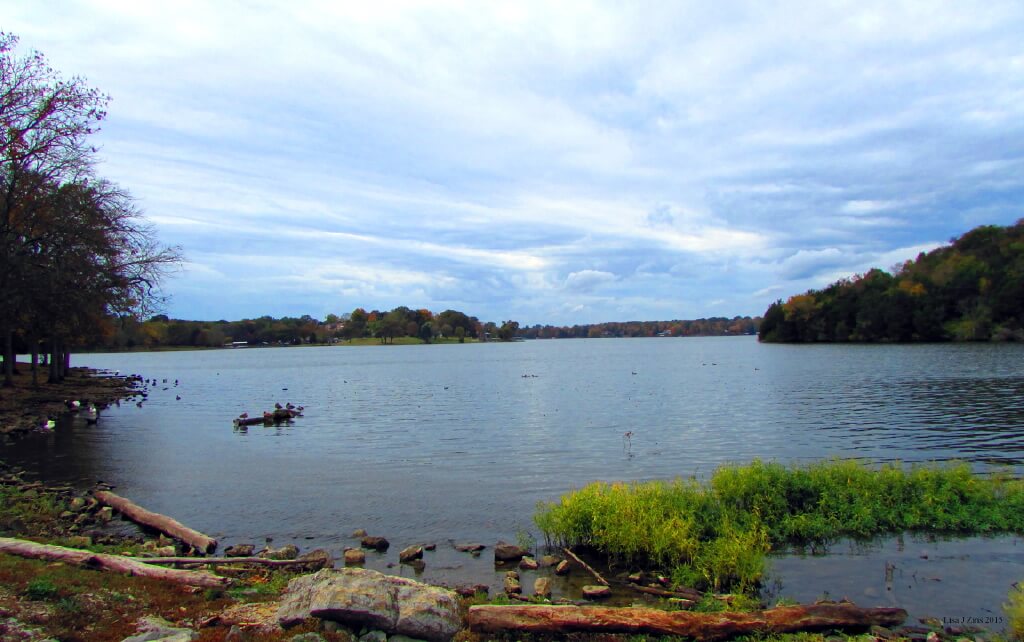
left=3, top=337, right=1024, bottom=624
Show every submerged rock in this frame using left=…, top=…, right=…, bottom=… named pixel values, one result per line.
left=534, top=577, right=552, bottom=598
left=454, top=543, right=485, bottom=553
left=277, top=568, right=461, bottom=642
left=582, top=585, right=612, bottom=600
left=343, top=548, right=366, bottom=565
left=361, top=536, right=390, bottom=551
left=518, top=556, right=539, bottom=571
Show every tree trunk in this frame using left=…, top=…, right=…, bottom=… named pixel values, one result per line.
left=62, top=346, right=70, bottom=376
left=0, top=537, right=230, bottom=588
left=466, top=603, right=908, bottom=641
left=29, top=334, right=39, bottom=388
left=48, top=337, right=60, bottom=383
left=2, top=328, right=13, bottom=388
left=94, top=490, right=218, bottom=554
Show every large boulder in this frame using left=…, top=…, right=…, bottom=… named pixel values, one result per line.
left=493, top=542, right=529, bottom=562
left=277, top=568, right=461, bottom=642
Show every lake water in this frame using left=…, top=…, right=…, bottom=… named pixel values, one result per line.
left=3, top=337, right=1024, bottom=625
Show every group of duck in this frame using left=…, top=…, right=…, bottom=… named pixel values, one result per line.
left=40, top=399, right=102, bottom=430
left=232, top=402, right=305, bottom=427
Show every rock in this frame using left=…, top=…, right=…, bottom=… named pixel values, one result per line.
left=454, top=543, right=485, bottom=553
left=214, top=602, right=280, bottom=636
left=582, top=585, right=612, bottom=600
left=344, top=548, right=366, bottom=565
left=65, top=535, right=92, bottom=548
left=534, top=577, right=552, bottom=598
left=225, top=544, right=255, bottom=557
left=277, top=568, right=461, bottom=642
left=627, top=571, right=644, bottom=583
left=97, top=506, right=114, bottom=522
left=871, top=625, right=896, bottom=640
left=69, top=497, right=87, bottom=511
left=297, top=548, right=334, bottom=571
left=423, top=543, right=436, bottom=551
left=351, top=528, right=368, bottom=537
left=494, top=542, right=529, bottom=562
left=262, top=544, right=300, bottom=560
left=399, top=545, right=424, bottom=563
left=390, top=636, right=428, bottom=642
left=361, top=536, right=390, bottom=551
left=503, top=573, right=522, bottom=595
left=407, top=559, right=426, bottom=573
left=453, top=584, right=489, bottom=598
left=291, top=634, right=326, bottom=642
left=518, top=556, right=539, bottom=571
left=150, top=545, right=176, bottom=557
left=224, top=625, right=243, bottom=642
left=358, top=632, right=387, bottom=642
left=122, top=616, right=198, bottom=641
left=540, top=555, right=560, bottom=567
left=554, top=560, right=570, bottom=575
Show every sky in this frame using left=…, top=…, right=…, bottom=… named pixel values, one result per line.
left=4, top=1, right=1024, bottom=325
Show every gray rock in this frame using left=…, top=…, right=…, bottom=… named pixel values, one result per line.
left=262, top=544, right=300, bottom=560
left=494, top=542, right=528, bottom=562
left=389, top=636, right=429, bottom=642
left=534, top=577, right=552, bottom=598
left=399, top=545, right=424, bottom=563
left=582, top=585, right=612, bottom=600
left=503, top=571, right=522, bottom=595
left=291, top=634, right=326, bottom=642
left=121, top=616, right=197, bottom=642
left=225, top=544, right=255, bottom=557
left=277, top=568, right=461, bottom=642
left=297, top=548, right=334, bottom=570
left=358, top=632, right=387, bottom=642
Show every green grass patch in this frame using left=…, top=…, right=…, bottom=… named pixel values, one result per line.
left=535, top=459, right=1024, bottom=594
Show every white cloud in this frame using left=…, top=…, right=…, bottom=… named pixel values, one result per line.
left=564, top=270, right=617, bottom=292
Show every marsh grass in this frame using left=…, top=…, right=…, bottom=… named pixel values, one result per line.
left=535, top=459, right=1024, bottom=593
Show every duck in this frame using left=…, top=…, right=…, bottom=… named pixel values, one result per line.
left=84, top=405, right=99, bottom=424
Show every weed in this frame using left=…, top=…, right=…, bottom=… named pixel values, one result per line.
left=535, top=459, right=1024, bottom=595
left=24, top=577, right=60, bottom=601
left=1005, top=582, right=1024, bottom=641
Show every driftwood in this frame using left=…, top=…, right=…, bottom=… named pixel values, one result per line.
left=562, top=547, right=609, bottom=586
left=630, top=584, right=700, bottom=604
left=128, top=555, right=322, bottom=567
left=467, top=603, right=908, bottom=640
left=0, top=537, right=230, bottom=588
left=94, top=490, right=217, bottom=554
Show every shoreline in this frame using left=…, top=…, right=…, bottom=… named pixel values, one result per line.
left=0, top=362, right=141, bottom=437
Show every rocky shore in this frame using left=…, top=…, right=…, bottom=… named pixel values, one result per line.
left=0, top=363, right=141, bottom=437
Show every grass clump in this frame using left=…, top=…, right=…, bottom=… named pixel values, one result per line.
left=1006, top=583, right=1024, bottom=641
left=535, top=459, right=1024, bottom=594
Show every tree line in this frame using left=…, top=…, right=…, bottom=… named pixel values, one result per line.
left=1, top=33, right=179, bottom=386
left=95, top=310, right=760, bottom=350
left=759, top=220, right=1024, bottom=343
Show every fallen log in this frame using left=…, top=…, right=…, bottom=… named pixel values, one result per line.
left=94, top=490, right=217, bottom=554
left=0, top=537, right=230, bottom=589
left=562, top=547, right=609, bottom=586
left=629, top=584, right=699, bottom=604
left=467, top=603, right=908, bottom=640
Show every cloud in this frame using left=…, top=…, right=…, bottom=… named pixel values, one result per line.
left=564, top=270, right=617, bottom=292
left=3, top=2, right=1022, bottom=323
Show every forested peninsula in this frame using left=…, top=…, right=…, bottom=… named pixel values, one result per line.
left=759, top=220, right=1024, bottom=343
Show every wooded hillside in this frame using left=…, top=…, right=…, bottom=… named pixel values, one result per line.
left=759, top=220, right=1024, bottom=342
